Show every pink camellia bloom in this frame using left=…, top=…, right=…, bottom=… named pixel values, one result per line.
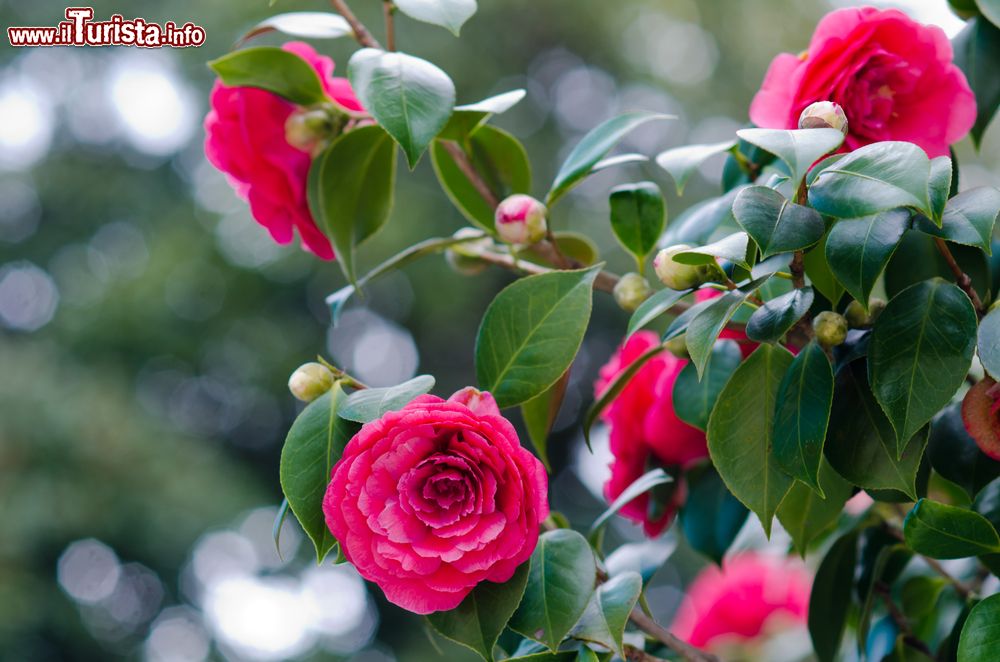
left=323, top=387, right=548, bottom=614
left=495, top=194, right=548, bottom=245
left=749, top=7, right=976, bottom=158
left=671, top=553, right=812, bottom=652
left=204, top=42, right=364, bottom=260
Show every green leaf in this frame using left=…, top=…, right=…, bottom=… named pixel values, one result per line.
left=914, top=187, right=1000, bottom=255
left=608, top=182, right=665, bottom=266
left=982, top=308, right=1000, bottom=382
left=476, top=266, right=599, bottom=409
left=732, top=185, right=825, bottom=258
left=777, top=459, right=852, bottom=555
left=655, top=140, right=736, bottom=195
left=825, top=209, right=910, bottom=308
left=673, top=232, right=751, bottom=270
left=686, top=275, right=770, bottom=378
left=570, top=572, right=641, bottom=658
left=427, top=563, right=528, bottom=662
left=208, top=46, right=326, bottom=105
left=804, top=233, right=845, bottom=305
left=826, top=361, right=927, bottom=497
left=547, top=112, right=673, bottom=206
left=681, top=466, right=749, bottom=564
left=903, top=498, right=1000, bottom=558
left=440, top=89, right=526, bottom=140
left=308, top=125, right=397, bottom=285
left=746, top=287, right=814, bottom=343
left=625, top=288, right=691, bottom=338
left=236, top=12, right=353, bottom=45
left=707, top=343, right=795, bottom=536
left=521, top=371, right=569, bottom=471
left=808, top=142, right=933, bottom=219
left=589, top=469, right=673, bottom=547
left=509, top=529, right=597, bottom=650
left=885, top=232, right=991, bottom=300
left=662, top=187, right=742, bottom=246
left=929, top=156, right=953, bottom=223
left=953, top=17, right=1000, bottom=146
left=927, top=402, right=1000, bottom=499
left=773, top=342, right=835, bottom=493
left=432, top=125, right=531, bottom=232
left=279, top=384, right=359, bottom=562
left=869, top=279, right=977, bottom=455
left=348, top=48, right=456, bottom=168
left=672, top=340, right=742, bottom=431
left=900, top=575, right=947, bottom=621
left=808, top=530, right=857, bottom=662
left=736, top=127, right=845, bottom=189
left=858, top=542, right=911, bottom=650
left=338, top=375, right=435, bottom=423
left=958, top=593, right=1000, bottom=662
left=604, top=538, right=675, bottom=583
left=395, top=0, right=477, bottom=35
left=583, top=342, right=664, bottom=447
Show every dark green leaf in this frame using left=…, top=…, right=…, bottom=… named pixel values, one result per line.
left=915, top=187, right=1000, bottom=255
left=686, top=275, right=769, bottom=378
left=208, top=46, right=327, bottom=105
left=900, top=575, right=947, bottom=621
left=548, top=112, right=672, bottom=206
left=673, top=232, right=751, bottom=270
left=237, top=12, right=353, bottom=45
left=589, top=469, right=673, bottom=547
left=655, top=140, right=736, bottom=195
left=941, top=599, right=978, bottom=662
left=521, top=371, right=569, bottom=471
left=662, top=187, right=743, bottom=246
left=825, top=209, right=910, bottom=308
left=673, top=340, right=742, bottom=431
left=509, top=529, right=597, bottom=650
left=395, top=0, right=477, bottom=35
left=707, top=343, right=795, bottom=536
left=476, top=267, right=599, bottom=408
left=338, top=375, right=435, bottom=423
left=349, top=48, right=455, bottom=167
left=885, top=232, right=991, bottom=301
left=777, top=459, right=852, bottom=555
left=662, top=297, right=715, bottom=341
left=583, top=342, right=664, bottom=447
left=903, top=498, right=1000, bottom=558
left=625, top=288, right=691, bottom=338
left=681, top=466, right=749, bottom=564
left=804, top=232, right=845, bottom=305
left=869, top=279, right=977, bottom=455
left=608, top=182, right=665, bottom=265
left=928, top=403, right=1000, bottom=499
left=746, top=287, right=814, bottom=343
left=974, top=478, right=1000, bottom=530
left=953, top=17, right=1000, bottom=146
left=427, top=563, right=528, bottom=661
left=732, top=185, right=825, bottom=258
left=929, top=157, right=953, bottom=223
left=858, top=542, right=911, bottom=650
left=958, top=593, right=1000, bottom=662
left=570, top=572, right=642, bottom=657
left=808, top=530, right=858, bottom=662
left=736, top=127, right=845, bottom=188
left=440, top=89, right=526, bottom=140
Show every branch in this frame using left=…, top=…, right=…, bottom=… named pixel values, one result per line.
left=789, top=251, right=806, bottom=289
left=628, top=607, right=720, bottom=662
left=934, top=238, right=984, bottom=315
left=875, top=584, right=939, bottom=661
left=476, top=249, right=624, bottom=294
left=330, top=0, right=383, bottom=49
left=382, top=0, right=396, bottom=51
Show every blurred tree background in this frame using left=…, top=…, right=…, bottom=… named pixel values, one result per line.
left=0, top=0, right=988, bottom=660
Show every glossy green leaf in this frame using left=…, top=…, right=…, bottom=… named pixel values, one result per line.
left=869, top=279, right=977, bottom=455
left=804, top=233, right=845, bottom=305
left=808, top=142, right=932, bottom=219
left=655, top=140, right=736, bottom=195
left=279, top=384, right=359, bottom=562
left=928, top=402, right=1000, bottom=499
left=773, top=342, right=835, bottom=492
left=432, top=125, right=531, bottom=232
left=308, top=125, right=397, bottom=285
left=427, top=563, right=528, bottom=661
left=681, top=466, right=749, bottom=564
left=953, top=17, right=1000, bottom=146
left=929, top=156, right=953, bottom=223
left=777, top=459, right=852, bottom=555
left=662, top=187, right=742, bottom=246
left=673, top=232, right=751, bottom=270
left=237, top=12, right=353, bottom=45
left=904, top=498, right=1000, bottom=558
left=395, top=0, right=477, bottom=35
left=982, top=308, right=1000, bottom=384
left=589, top=469, right=673, bottom=547
left=476, top=266, right=599, bottom=408
left=547, top=112, right=672, bottom=206
left=958, top=593, right=1000, bottom=662
left=808, top=530, right=857, bottom=662
left=625, top=288, right=691, bottom=338
left=707, top=343, right=795, bottom=536
left=349, top=48, right=455, bottom=168
left=521, top=371, right=569, bottom=471
left=509, top=529, right=597, bottom=650
left=583, top=342, right=664, bottom=448
left=440, top=89, right=526, bottom=140
left=825, top=209, right=910, bottom=308
left=736, top=127, right=845, bottom=188
left=208, top=46, right=326, bottom=105
left=338, top=375, right=435, bottom=423
left=732, top=185, right=825, bottom=258
left=673, top=340, right=741, bottom=431
left=608, top=181, right=665, bottom=266
left=570, top=572, right=642, bottom=657
left=885, top=232, right=991, bottom=301
left=826, top=360, right=926, bottom=497
left=746, top=287, right=814, bottom=343
left=914, top=187, right=1000, bottom=255
left=686, top=275, right=769, bottom=378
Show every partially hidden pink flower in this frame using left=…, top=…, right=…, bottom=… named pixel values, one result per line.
left=671, top=553, right=812, bottom=652
left=204, top=41, right=364, bottom=260
left=323, top=387, right=549, bottom=614
left=749, top=7, right=976, bottom=157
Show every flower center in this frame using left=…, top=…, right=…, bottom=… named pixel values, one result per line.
left=837, top=51, right=919, bottom=140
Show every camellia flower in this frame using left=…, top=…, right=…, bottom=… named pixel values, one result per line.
left=671, top=553, right=812, bottom=653
left=750, top=7, right=976, bottom=157
left=962, top=376, right=1000, bottom=460
left=323, top=387, right=548, bottom=614
left=204, top=41, right=364, bottom=260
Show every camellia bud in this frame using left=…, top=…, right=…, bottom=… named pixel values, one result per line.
left=798, top=101, right=849, bottom=135
left=495, top=194, right=547, bottom=245
left=844, top=300, right=872, bottom=328
left=613, top=272, right=653, bottom=312
left=812, top=311, right=849, bottom=348
left=445, top=228, right=492, bottom=275
left=653, top=245, right=720, bottom=291
left=285, top=107, right=341, bottom=154
left=664, top=335, right=689, bottom=359
left=288, top=362, right=334, bottom=402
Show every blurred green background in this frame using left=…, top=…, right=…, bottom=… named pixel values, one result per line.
left=0, top=0, right=988, bottom=660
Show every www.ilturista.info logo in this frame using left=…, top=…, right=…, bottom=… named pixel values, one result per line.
left=7, top=7, right=206, bottom=48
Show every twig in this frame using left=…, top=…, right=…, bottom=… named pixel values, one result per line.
left=934, top=238, right=984, bottom=314
left=330, top=0, right=382, bottom=49
left=875, top=584, right=939, bottom=660
left=921, top=556, right=973, bottom=601
left=382, top=0, right=396, bottom=51
left=789, top=251, right=806, bottom=289
left=628, top=608, right=720, bottom=662
left=477, top=250, right=624, bottom=294
left=623, top=645, right=667, bottom=662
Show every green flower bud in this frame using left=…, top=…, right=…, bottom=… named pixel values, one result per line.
left=812, top=311, right=849, bottom=348
left=444, top=228, right=492, bottom=275
left=653, top=245, right=720, bottom=291
left=664, top=334, right=689, bottom=359
left=868, top=297, right=887, bottom=321
left=288, top=362, right=334, bottom=402
left=798, top=101, right=849, bottom=135
left=844, top=300, right=872, bottom=328
left=613, top=272, right=653, bottom=312
left=285, top=107, right=342, bottom=154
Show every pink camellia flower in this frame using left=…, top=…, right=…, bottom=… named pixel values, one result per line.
left=671, top=553, right=812, bottom=652
left=495, top=194, right=548, bottom=245
left=204, top=42, right=364, bottom=260
left=750, top=7, right=976, bottom=157
left=323, top=387, right=548, bottom=614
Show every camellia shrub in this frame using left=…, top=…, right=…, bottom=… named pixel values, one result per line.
left=204, top=2, right=1000, bottom=660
